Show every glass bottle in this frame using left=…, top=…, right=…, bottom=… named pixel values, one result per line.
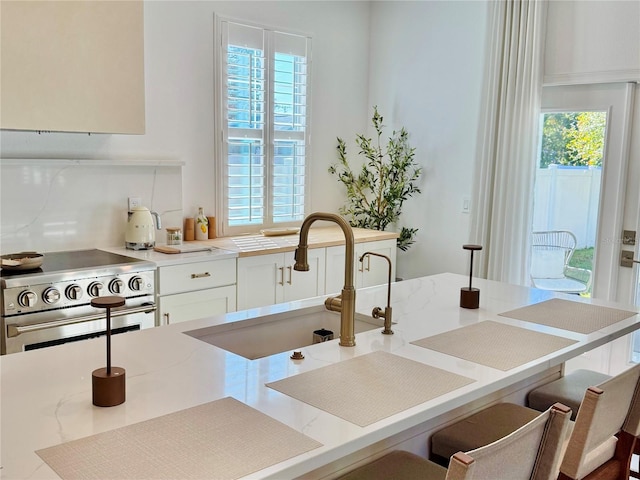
left=195, top=207, right=209, bottom=240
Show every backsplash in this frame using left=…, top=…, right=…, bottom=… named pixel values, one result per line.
left=0, top=159, right=183, bottom=254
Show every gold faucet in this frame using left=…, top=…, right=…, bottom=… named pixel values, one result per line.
left=359, top=251, right=394, bottom=335
left=294, top=212, right=356, bottom=347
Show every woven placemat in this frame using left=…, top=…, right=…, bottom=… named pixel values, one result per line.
left=499, top=298, right=637, bottom=334
left=266, top=351, right=475, bottom=427
left=411, top=321, right=577, bottom=371
left=36, top=397, right=321, bottom=479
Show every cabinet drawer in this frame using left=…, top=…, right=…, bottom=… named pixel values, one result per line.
left=158, top=258, right=236, bottom=295
left=159, top=285, right=237, bottom=325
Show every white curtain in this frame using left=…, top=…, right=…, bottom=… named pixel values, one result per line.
left=469, top=0, right=548, bottom=285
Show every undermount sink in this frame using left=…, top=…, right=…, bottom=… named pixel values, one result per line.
left=184, top=305, right=386, bottom=360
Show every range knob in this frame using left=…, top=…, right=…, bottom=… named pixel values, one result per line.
left=88, top=281, right=104, bottom=297
left=109, top=278, right=124, bottom=294
left=65, top=284, right=83, bottom=300
left=43, top=287, right=61, bottom=304
left=129, top=276, right=145, bottom=291
left=17, top=290, right=37, bottom=308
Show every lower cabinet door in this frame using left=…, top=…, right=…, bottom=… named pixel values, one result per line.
left=236, top=249, right=326, bottom=310
left=159, top=285, right=237, bottom=325
left=283, top=249, right=325, bottom=302
left=236, top=253, right=282, bottom=311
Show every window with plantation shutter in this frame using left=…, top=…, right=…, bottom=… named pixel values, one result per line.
left=215, top=18, right=311, bottom=235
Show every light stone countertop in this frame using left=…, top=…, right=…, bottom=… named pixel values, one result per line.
left=1, top=273, right=639, bottom=479
left=104, top=226, right=399, bottom=266
left=100, top=242, right=239, bottom=267
left=206, top=226, right=399, bottom=257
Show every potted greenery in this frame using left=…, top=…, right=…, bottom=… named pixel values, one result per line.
left=328, top=106, right=422, bottom=251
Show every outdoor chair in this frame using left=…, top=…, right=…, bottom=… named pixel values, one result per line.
left=530, top=230, right=592, bottom=294
left=337, top=403, right=571, bottom=480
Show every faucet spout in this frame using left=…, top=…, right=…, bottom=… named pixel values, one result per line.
left=360, top=251, right=394, bottom=335
left=294, top=212, right=356, bottom=347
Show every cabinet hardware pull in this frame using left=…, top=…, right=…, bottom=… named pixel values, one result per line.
left=164, top=312, right=170, bottom=324
left=278, top=266, right=284, bottom=285
left=191, top=272, right=211, bottom=279
left=287, top=266, right=293, bottom=285
left=359, top=253, right=372, bottom=272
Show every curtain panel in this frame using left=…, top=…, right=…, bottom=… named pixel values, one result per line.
left=470, top=0, right=548, bottom=285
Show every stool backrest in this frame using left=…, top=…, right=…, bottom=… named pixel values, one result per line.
left=560, top=363, right=640, bottom=479
left=445, top=403, right=572, bottom=480
left=623, top=372, right=640, bottom=436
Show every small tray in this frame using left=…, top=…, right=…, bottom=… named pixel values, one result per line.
left=153, top=245, right=214, bottom=254
left=1, top=252, right=44, bottom=270
left=260, top=228, right=300, bottom=237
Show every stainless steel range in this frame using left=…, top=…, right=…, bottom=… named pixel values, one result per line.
left=1, top=249, right=156, bottom=355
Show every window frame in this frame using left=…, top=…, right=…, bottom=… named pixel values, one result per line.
left=214, top=15, right=312, bottom=237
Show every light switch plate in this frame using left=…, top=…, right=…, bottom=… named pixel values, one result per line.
left=461, top=196, right=471, bottom=214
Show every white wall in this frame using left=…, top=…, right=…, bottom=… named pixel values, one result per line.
left=363, top=0, right=639, bottom=280
left=544, top=0, right=640, bottom=86
left=367, top=1, right=490, bottom=279
left=2, top=0, right=638, bottom=283
left=0, top=1, right=372, bottom=251
left=0, top=160, right=183, bottom=253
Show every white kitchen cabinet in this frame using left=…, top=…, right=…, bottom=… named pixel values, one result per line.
left=325, top=239, right=397, bottom=294
left=236, top=249, right=326, bottom=310
left=158, top=286, right=236, bottom=325
left=154, top=234, right=395, bottom=319
left=157, top=258, right=237, bottom=325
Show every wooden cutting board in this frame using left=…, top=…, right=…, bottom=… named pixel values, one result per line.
left=153, top=245, right=213, bottom=254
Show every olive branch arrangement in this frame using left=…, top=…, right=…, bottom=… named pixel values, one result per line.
left=329, top=106, right=422, bottom=251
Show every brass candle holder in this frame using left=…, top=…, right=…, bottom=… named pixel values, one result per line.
left=91, top=296, right=126, bottom=407
left=460, top=244, right=482, bottom=309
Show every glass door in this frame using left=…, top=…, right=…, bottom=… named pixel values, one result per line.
left=533, top=83, right=637, bottom=374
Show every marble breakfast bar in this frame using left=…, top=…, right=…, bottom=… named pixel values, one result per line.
left=2, top=273, right=640, bottom=479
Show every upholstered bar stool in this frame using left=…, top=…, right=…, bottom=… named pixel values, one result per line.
left=527, top=369, right=611, bottom=420
left=430, top=363, right=640, bottom=480
left=338, top=404, right=571, bottom=480
left=430, top=402, right=541, bottom=466
left=339, top=450, right=447, bottom=480
left=558, top=364, right=640, bottom=479
left=526, top=367, right=640, bottom=479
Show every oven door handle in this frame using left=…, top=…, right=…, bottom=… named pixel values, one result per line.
left=6, top=304, right=156, bottom=338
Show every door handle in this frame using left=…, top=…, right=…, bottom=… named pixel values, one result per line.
left=287, top=266, right=292, bottom=285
